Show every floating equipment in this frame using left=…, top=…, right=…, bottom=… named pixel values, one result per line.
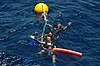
left=34, top=3, right=49, bottom=14
left=29, top=35, right=40, bottom=46
left=29, top=39, right=39, bottom=46
left=52, top=48, right=82, bottom=57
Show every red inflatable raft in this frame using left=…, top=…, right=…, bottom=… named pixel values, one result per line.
left=52, top=48, right=82, bottom=57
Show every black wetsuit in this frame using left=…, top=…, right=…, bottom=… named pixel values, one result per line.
left=43, top=34, right=56, bottom=42
left=53, top=28, right=65, bottom=34
left=51, top=27, right=65, bottom=40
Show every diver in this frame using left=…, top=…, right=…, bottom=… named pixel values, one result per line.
left=42, top=32, right=58, bottom=42
left=47, top=22, right=72, bottom=38
left=37, top=36, right=56, bottom=55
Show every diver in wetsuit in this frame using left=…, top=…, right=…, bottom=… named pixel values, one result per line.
left=42, top=32, right=57, bottom=42
left=37, top=36, right=56, bottom=55
left=47, top=22, right=72, bottom=39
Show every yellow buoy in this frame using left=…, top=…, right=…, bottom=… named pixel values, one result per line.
left=34, top=3, right=49, bottom=14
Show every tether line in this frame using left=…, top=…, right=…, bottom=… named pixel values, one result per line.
left=40, top=11, right=48, bottom=42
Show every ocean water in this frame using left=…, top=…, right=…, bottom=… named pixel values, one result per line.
left=0, top=0, right=100, bottom=66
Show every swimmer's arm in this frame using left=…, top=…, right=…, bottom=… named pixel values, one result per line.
left=63, top=22, right=72, bottom=30
left=47, top=24, right=56, bottom=31
left=47, top=24, right=53, bottom=28
left=39, top=42, right=45, bottom=45
left=63, top=25, right=69, bottom=30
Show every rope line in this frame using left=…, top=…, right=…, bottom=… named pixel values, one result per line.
left=40, top=12, right=48, bottom=42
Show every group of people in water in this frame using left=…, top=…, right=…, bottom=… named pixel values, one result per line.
left=35, top=22, right=72, bottom=55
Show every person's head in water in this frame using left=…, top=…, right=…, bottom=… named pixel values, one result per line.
left=57, top=23, right=62, bottom=29
left=48, top=32, right=53, bottom=36
left=46, top=36, right=51, bottom=42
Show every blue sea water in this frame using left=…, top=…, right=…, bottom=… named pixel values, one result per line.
left=0, top=0, right=100, bottom=66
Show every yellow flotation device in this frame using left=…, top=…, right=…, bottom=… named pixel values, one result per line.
left=34, top=3, right=49, bottom=14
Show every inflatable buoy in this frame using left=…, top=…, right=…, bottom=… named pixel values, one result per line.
left=34, top=3, right=49, bottom=14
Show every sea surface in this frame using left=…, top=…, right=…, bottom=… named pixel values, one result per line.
left=0, top=0, right=100, bottom=66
